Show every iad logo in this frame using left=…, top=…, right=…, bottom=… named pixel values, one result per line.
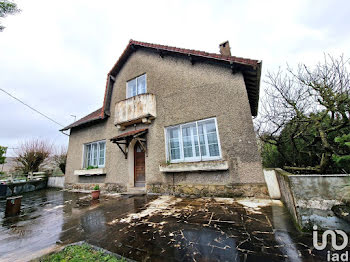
left=313, top=225, right=349, bottom=261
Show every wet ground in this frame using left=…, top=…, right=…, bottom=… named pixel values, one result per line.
left=0, top=189, right=349, bottom=262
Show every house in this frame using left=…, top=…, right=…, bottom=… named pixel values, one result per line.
left=61, top=40, right=268, bottom=197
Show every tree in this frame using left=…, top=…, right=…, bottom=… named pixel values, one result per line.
left=260, top=135, right=284, bottom=168
left=14, top=140, right=52, bottom=174
left=53, top=146, right=67, bottom=174
left=256, top=55, right=350, bottom=173
left=333, top=133, right=350, bottom=173
left=0, top=0, right=20, bottom=31
left=0, top=146, right=6, bottom=165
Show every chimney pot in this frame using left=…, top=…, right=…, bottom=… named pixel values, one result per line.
left=219, top=41, right=231, bottom=56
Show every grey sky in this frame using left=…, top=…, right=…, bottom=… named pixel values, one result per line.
left=0, top=0, right=349, bottom=156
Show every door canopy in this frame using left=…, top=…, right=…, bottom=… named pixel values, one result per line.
left=110, top=128, right=148, bottom=159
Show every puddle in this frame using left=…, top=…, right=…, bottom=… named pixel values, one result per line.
left=0, top=189, right=348, bottom=261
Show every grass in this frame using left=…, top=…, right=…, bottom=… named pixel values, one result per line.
left=40, top=244, right=126, bottom=262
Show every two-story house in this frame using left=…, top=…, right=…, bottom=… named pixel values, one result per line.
left=61, top=40, right=268, bottom=197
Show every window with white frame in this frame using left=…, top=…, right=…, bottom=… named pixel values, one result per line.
left=126, top=74, right=147, bottom=98
left=84, top=140, right=106, bottom=168
left=166, top=118, right=221, bottom=163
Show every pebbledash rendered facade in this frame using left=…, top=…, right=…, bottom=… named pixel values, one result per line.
left=61, top=40, right=268, bottom=197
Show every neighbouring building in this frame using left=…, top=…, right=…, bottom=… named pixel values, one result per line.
left=61, top=40, right=268, bottom=197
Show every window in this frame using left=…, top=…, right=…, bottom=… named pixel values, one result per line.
left=126, top=74, right=147, bottom=98
left=165, top=118, right=221, bottom=163
left=84, top=140, right=106, bottom=168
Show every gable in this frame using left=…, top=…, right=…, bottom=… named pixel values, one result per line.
left=61, top=40, right=261, bottom=131
left=102, top=40, right=261, bottom=118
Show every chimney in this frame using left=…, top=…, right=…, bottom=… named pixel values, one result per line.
left=219, top=41, right=231, bottom=56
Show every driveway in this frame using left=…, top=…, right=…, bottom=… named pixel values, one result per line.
left=0, top=189, right=342, bottom=261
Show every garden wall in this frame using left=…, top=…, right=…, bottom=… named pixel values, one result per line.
left=274, top=168, right=350, bottom=232
left=47, top=176, right=65, bottom=189
left=263, top=169, right=281, bottom=199
left=0, top=179, right=48, bottom=199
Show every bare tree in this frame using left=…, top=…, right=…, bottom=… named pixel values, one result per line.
left=14, top=139, right=53, bottom=174
left=53, top=145, right=67, bottom=174
left=256, top=55, right=350, bottom=173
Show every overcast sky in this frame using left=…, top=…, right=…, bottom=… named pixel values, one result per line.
left=0, top=0, right=349, bottom=156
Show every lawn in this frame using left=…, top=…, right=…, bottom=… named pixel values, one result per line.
left=39, top=244, right=126, bottom=262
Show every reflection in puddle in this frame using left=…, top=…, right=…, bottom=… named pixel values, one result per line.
left=177, top=228, right=238, bottom=261
left=275, top=230, right=302, bottom=262
left=81, top=210, right=106, bottom=234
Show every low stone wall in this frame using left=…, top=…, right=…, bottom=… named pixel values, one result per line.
left=65, top=183, right=126, bottom=192
left=147, top=183, right=269, bottom=198
left=274, top=168, right=350, bottom=231
left=288, top=174, right=350, bottom=202
left=274, top=169, right=299, bottom=224
left=48, top=176, right=65, bottom=188
left=0, top=179, right=48, bottom=198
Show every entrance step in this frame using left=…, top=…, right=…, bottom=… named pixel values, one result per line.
left=121, top=187, right=146, bottom=196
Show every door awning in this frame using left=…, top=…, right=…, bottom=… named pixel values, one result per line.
left=110, top=128, right=148, bottom=159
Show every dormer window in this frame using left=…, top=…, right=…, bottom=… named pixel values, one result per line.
left=126, top=74, right=147, bottom=98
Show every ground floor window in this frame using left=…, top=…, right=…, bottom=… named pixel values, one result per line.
left=165, top=118, right=221, bottom=163
left=84, top=140, right=106, bottom=168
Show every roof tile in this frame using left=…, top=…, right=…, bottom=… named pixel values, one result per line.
left=129, top=40, right=259, bottom=67
left=110, top=128, right=148, bottom=141
left=60, top=108, right=103, bottom=131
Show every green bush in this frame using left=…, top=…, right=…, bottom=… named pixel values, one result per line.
left=261, top=141, right=284, bottom=168
left=333, top=133, right=350, bottom=173
left=87, top=165, right=98, bottom=170
left=0, top=146, right=7, bottom=165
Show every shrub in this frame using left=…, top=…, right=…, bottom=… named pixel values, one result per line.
left=14, top=139, right=52, bottom=174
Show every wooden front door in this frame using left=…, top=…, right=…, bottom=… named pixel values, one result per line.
left=134, top=142, right=145, bottom=187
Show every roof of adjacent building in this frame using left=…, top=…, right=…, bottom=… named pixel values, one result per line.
left=60, top=107, right=104, bottom=131
left=61, top=40, right=262, bottom=131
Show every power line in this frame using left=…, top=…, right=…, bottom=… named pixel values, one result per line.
left=0, top=88, right=65, bottom=127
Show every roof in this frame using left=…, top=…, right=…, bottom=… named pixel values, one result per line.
left=103, top=40, right=262, bottom=117
left=108, top=40, right=259, bottom=76
left=60, top=108, right=104, bottom=131
left=110, top=128, right=148, bottom=141
left=63, top=40, right=262, bottom=131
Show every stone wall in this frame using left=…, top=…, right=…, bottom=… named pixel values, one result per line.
left=147, top=183, right=269, bottom=198
left=65, top=183, right=126, bottom=192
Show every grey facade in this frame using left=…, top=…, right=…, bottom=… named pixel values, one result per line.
left=63, top=40, right=267, bottom=197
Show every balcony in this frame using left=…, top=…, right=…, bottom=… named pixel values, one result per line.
left=114, top=93, right=156, bottom=129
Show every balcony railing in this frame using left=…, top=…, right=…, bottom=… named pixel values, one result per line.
left=114, top=93, right=156, bottom=129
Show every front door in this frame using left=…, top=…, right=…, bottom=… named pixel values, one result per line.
left=134, top=142, right=145, bottom=187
